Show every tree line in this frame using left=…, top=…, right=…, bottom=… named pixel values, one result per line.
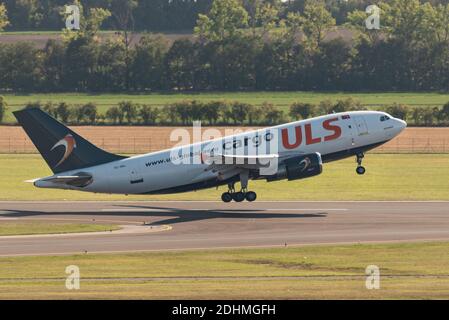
left=0, top=0, right=448, bottom=92
left=1, top=98, right=449, bottom=127
left=5, top=0, right=448, bottom=32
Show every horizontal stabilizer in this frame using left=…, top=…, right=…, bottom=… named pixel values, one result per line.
left=40, top=174, right=93, bottom=188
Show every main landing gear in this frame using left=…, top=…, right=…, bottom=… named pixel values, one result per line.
left=356, top=152, right=366, bottom=175
left=221, top=171, right=257, bottom=202
left=221, top=189, right=257, bottom=203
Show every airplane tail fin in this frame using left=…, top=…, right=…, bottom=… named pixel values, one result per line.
left=13, top=108, right=126, bottom=174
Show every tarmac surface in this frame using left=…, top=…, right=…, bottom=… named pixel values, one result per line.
left=0, top=201, right=449, bottom=256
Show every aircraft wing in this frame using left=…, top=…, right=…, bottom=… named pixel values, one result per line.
left=202, top=153, right=279, bottom=170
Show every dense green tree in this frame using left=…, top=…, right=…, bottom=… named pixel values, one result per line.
left=333, top=98, right=361, bottom=113
left=162, top=104, right=180, bottom=125
left=71, top=105, right=84, bottom=123
left=386, top=103, right=410, bottom=121
left=247, top=104, right=262, bottom=125
left=207, top=35, right=261, bottom=90
left=441, top=102, right=449, bottom=121
left=139, top=105, right=160, bottom=125
left=43, top=102, right=57, bottom=118
left=316, top=99, right=333, bottom=115
left=0, top=3, right=9, bottom=31
left=243, top=0, right=280, bottom=37
left=108, top=0, right=137, bottom=45
left=172, top=101, right=193, bottom=125
left=0, top=0, right=447, bottom=93
left=105, top=106, right=123, bottom=124
left=107, top=0, right=137, bottom=89
left=62, top=0, right=111, bottom=42
left=229, top=102, right=249, bottom=125
left=5, top=0, right=39, bottom=30
left=195, top=0, right=249, bottom=42
left=0, top=42, right=41, bottom=91
left=80, top=103, right=98, bottom=124
left=411, top=107, right=422, bottom=126
left=62, top=37, right=99, bottom=91
left=261, top=102, right=284, bottom=125
left=118, top=101, right=138, bottom=124
left=165, top=39, right=198, bottom=90
left=24, top=101, right=41, bottom=109
left=56, top=102, right=71, bottom=123
left=309, top=38, right=351, bottom=90
left=300, top=0, right=336, bottom=47
left=202, top=101, right=222, bottom=125
left=290, top=102, right=314, bottom=120
left=130, top=35, right=168, bottom=90
left=0, top=96, right=7, bottom=123
left=92, top=39, right=127, bottom=91
left=5, top=0, right=449, bottom=33
left=421, top=108, right=435, bottom=126
left=41, top=40, right=66, bottom=91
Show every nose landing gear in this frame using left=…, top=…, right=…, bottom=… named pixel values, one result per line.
left=356, top=153, right=366, bottom=175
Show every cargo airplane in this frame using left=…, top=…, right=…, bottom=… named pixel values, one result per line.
left=14, top=108, right=406, bottom=202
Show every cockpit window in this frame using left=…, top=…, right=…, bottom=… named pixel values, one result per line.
left=380, top=115, right=391, bottom=122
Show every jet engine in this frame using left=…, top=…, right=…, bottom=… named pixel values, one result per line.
left=266, top=152, right=323, bottom=182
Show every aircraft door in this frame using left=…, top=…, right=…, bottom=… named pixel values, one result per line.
left=129, top=168, right=144, bottom=185
left=349, top=115, right=369, bottom=147
left=353, top=116, right=369, bottom=136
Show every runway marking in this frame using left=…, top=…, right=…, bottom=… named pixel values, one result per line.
left=102, top=209, right=166, bottom=212
left=102, top=208, right=348, bottom=212
left=0, top=215, right=141, bottom=224
left=0, top=224, right=172, bottom=240
left=1, top=200, right=449, bottom=204
left=267, top=208, right=347, bottom=211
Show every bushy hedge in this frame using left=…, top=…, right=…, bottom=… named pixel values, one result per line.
left=16, top=99, right=449, bottom=127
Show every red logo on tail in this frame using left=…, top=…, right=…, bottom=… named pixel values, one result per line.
left=51, top=134, right=77, bottom=167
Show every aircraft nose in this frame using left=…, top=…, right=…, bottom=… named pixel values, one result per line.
left=391, top=118, right=407, bottom=137
left=396, top=119, right=407, bottom=131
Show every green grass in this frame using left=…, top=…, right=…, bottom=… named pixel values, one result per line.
left=1, top=242, right=449, bottom=299
left=0, top=154, right=448, bottom=201
left=0, top=222, right=120, bottom=236
left=2, top=92, right=449, bottom=123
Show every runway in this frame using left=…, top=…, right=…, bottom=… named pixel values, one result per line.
left=0, top=201, right=449, bottom=256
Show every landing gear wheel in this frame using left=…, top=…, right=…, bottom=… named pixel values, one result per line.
left=221, top=192, right=233, bottom=203
left=356, top=166, right=366, bottom=175
left=245, top=191, right=257, bottom=202
left=232, top=192, right=245, bottom=202
left=356, top=153, right=365, bottom=175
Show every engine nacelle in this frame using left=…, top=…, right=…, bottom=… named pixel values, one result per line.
left=266, top=153, right=323, bottom=182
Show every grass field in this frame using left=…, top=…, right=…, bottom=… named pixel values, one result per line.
left=0, top=222, right=120, bottom=236
left=1, top=242, right=449, bottom=299
left=0, top=154, right=448, bottom=201
left=2, top=92, right=449, bottom=123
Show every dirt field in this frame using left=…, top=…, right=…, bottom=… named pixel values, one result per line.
left=0, top=126, right=447, bottom=154
left=0, top=32, right=192, bottom=49
left=0, top=28, right=354, bottom=49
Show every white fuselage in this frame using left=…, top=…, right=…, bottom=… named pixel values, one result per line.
left=34, top=111, right=406, bottom=195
